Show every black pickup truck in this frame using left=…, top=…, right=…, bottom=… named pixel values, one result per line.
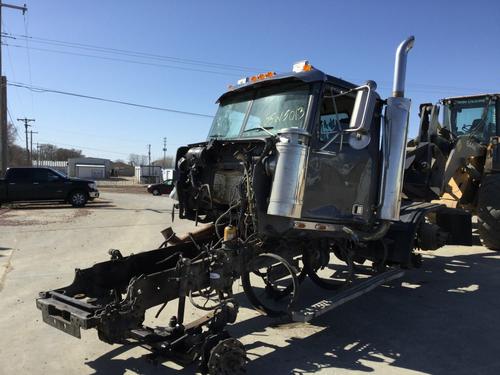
left=0, top=167, right=99, bottom=207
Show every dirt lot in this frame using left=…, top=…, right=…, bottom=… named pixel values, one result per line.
left=1, top=192, right=500, bottom=375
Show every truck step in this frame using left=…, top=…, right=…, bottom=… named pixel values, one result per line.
left=291, top=268, right=405, bottom=323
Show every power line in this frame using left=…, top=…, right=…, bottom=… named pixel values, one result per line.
left=4, top=32, right=499, bottom=95
left=2, top=20, right=26, bottom=111
left=350, top=79, right=497, bottom=95
left=5, top=35, right=496, bottom=95
left=5, top=40, right=496, bottom=96
left=22, top=12, right=35, bottom=115
left=7, top=110, right=195, bottom=149
left=3, top=42, right=245, bottom=77
left=3, top=32, right=269, bottom=73
left=8, top=81, right=214, bottom=118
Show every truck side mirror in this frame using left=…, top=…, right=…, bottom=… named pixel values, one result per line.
left=348, top=81, right=377, bottom=133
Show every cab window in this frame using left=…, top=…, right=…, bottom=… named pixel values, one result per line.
left=32, top=169, right=50, bottom=183
left=32, top=169, right=61, bottom=183
left=443, top=98, right=497, bottom=142
left=8, top=169, right=32, bottom=183
left=315, top=85, right=355, bottom=149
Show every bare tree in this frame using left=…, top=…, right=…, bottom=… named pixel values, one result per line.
left=7, top=122, right=28, bottom=166
left=129, top=153, right=148, bottom=166
left=35, top=144, right=83, bottom=161
left=6, top=124, right=85, bottom=167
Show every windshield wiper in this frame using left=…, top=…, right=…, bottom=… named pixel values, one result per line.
left=242, top=126, right=274, bottom=135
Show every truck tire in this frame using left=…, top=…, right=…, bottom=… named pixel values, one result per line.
left=477, top=174, right=500, bottom=250
left=68, top=191, right=88, bottom=208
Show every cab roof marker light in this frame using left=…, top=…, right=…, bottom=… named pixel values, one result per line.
left=238, top=72, right=276, bottom=86
left=237, top=77, right=248, bottom=85
left=292, top=60, right=313, bottom=73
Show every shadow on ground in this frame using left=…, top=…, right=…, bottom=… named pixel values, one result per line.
left=85, top=249, right=500, bottom=375
left=85, top=345, right=190, bottom=375
left=6, top=201, right=116, bottom=210
left=5, top=202, right=174, bottom=214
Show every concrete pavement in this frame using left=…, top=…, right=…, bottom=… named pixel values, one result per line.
left=0, top=192, right=499, bottom=375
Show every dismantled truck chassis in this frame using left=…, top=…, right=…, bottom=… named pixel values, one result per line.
left=37, top=37, right=472, bottom=374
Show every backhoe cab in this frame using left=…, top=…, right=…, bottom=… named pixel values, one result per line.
left=404, top=94, right=500, bottom=249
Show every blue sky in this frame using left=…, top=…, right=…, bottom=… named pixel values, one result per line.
left=4, top=0, right=500, bottom=161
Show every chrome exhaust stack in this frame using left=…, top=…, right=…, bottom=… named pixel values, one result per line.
left=392, top=36, right=415, bottom=97
left=379, top=36, right=415, bottom=221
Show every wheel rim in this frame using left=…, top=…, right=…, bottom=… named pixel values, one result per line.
left=303, top=246, right=354, bottom=290
left=72, top=193, right=85, bottom=205
left=241, top=253, right=300, bottom=317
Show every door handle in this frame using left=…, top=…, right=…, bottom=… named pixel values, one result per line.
left=33, top=182, right=40, bottom=185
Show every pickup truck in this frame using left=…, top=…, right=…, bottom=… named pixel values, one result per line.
left=0, top=167, right=99, bottom=207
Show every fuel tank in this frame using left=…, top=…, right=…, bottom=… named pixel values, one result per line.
left=267, top=128, right=310, bottom=218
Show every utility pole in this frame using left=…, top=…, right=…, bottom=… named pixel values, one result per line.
left=0, top=2, right=28, bottom=174
left=17, top=117, right=34, bottom=164
left=163, top=137, right=167, bottom=168
left=147, top=143, right=151, bottom=178
left=35, top=142, right=39, bottom=166
left=29, top=129, right=37, bottom=165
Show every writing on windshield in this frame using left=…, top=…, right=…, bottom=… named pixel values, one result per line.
left=208, top=85, right=310, bottom=139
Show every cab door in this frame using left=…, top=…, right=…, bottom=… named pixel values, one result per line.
left=32, top=169, right=67, bottom=200
left=301, top=85, right=380, bottom=225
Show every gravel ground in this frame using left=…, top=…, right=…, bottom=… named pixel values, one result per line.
left=0, top=192, right=499, bottom=375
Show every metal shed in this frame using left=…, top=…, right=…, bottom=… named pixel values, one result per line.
left=75, top=164, right=105, bottom=179
left=68, top=157, right=111, bottom=179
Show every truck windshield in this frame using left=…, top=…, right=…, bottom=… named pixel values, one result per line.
left=443, top=97, right=496, bottom=142
left=208, top=84, right=310, bottom=139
